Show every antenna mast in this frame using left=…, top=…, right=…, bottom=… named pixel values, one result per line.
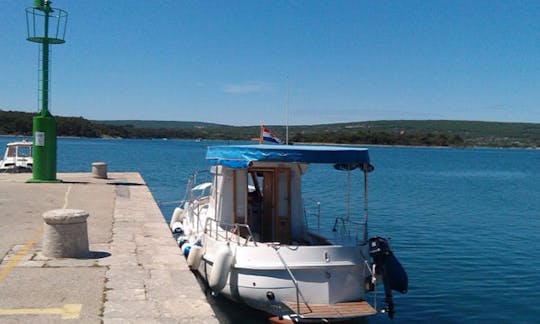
left=285, top=76, right=290, bottom=145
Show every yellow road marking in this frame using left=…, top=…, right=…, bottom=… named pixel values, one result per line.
left=0, top=304, right=82, bottom=319
left=0, top=227, right=42, bottom=283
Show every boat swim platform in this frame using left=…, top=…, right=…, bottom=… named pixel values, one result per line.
left=284, top=300, right=377, bottom=320
left=0, top=172, right=218, bottom=323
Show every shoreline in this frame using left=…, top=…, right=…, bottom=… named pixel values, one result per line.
left=1, top=135, right=537, bottom=150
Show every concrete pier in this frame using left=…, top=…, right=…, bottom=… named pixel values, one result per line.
left=0, top=172, right=218, bottom=323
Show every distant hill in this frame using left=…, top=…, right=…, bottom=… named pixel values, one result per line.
left=98, top=119, right=540, bottom=147
left=1, top=110, right=538, bottom=147
left=338, top=120, right=540, bottom=140
left=288, top=120, right=540, bottom=147
left=94, top=120, right=227, bottom=129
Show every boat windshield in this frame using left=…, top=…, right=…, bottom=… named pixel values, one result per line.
left=6, top=146, right=16, bottom=157
left=17, top=146, right=32, bottom=157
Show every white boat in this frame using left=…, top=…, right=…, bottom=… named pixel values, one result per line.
left=0, top=140, right=33, bottom=173
left=170, top=144, right=407, bottom=321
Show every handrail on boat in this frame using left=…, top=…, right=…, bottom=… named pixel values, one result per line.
left=184, top=169, right=212, bottom=201
left=332, top=217, right=367, bottom=244
left=272, top=245, right=312, bottom=316
left=181, top=195, right=210, bottom=234
left=332, top=217, right=348, bottom=235
left=160, top=171, right=204, bottom=206
left=304, top=198, right=367, bottom=245
left=303, top=198, right=321, bottom=231
left=203, top=218, right=257, bottom=246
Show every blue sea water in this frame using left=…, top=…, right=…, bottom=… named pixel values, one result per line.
left=1, top=136, right=539, bottom=323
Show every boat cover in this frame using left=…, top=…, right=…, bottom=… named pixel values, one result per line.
left=206, top=144, right=373, bottom=171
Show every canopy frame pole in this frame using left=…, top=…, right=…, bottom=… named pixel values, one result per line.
left=363, top=167, right=369, bottom=243
left=345, top=169, right=350, bottom=222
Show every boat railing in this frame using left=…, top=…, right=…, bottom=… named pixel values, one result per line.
left=188, top=196, right=210, bottom=233
left=304, top=200, right=367, bottom=244
left=303, top=198, right=321, bottom=231
left=203, top=218, right=258, bottom=246
left=184, top=170, right=211, bottom=202
left=187, top=170, right=212, bottom=201
left=272, top=245, right=312, bottom=316
left=162, top=170, right=208, bottom=207
left=332, top=217, right=367, bottom=244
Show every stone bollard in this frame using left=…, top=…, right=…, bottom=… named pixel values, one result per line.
left=92, top=162, right=107, bottom=179
left=42, top=209, right=89, bottom=258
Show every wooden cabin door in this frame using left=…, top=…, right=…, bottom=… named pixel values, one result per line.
left=275, top=168, right=291, bottom=244
left=254, top=168, right=291, bottom=243
left=261, top=171, right=274, bottom=242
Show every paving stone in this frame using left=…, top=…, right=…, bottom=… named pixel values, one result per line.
left=103, top=300, right=158, bottom=318
left=105, top=288, right=146, bottom=301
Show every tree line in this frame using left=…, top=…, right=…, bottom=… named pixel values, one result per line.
left=290, top=129, right=464, bottom=146
left=4, top=109, right=538, bottom=148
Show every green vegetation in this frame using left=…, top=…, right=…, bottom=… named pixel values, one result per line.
left=1, top=109, right=539, bottom=148
left=286, top=120, right=540, bottom=148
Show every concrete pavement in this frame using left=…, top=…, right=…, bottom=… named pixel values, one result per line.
left=0, top=172, right=218, bottom=323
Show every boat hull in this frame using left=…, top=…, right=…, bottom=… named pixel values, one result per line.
left=196, top=235, right=372, bottom=318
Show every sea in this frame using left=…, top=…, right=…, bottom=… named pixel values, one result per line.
left=1, top=136, right=539, bottom=323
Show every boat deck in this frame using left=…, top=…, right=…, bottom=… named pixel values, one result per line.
left=284, top=300, right=377, bottom=319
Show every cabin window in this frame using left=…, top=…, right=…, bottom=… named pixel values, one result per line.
left=7, top=146, right=16, bottom=157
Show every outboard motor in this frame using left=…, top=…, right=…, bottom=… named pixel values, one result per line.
left=369, top=237, right=408, bottom=319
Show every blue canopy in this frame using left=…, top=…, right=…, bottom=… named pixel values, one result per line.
left=206, top=144, right=373, bottom=171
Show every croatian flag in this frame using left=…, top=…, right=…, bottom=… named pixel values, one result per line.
left=261, top=126, right=282, bottom=144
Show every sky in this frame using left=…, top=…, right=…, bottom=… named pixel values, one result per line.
left=1, top=0, right=539, bottom=126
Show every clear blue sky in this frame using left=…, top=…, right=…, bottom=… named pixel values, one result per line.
left=2, top=0, right=539, bottom=125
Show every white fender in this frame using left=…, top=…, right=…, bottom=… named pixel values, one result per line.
left=171, top=221, right=183, bottom=235
left=209, top=245, right=233, bottom=292
left=172, top=206, right=185, bottom=223
left=187, top=245, right=204, bottom=270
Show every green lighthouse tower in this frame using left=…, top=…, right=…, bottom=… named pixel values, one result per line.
left=25, top=0, right=68, bottom=182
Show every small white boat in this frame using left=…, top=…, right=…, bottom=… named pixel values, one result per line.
left=170, top=144, right=408, bottom=321
left=0, top=140, right=33, bottom=173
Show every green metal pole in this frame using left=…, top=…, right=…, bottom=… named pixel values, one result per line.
left=29, top=1, right=59, bottom=183
left=42, top=6, right=49, bottom=117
